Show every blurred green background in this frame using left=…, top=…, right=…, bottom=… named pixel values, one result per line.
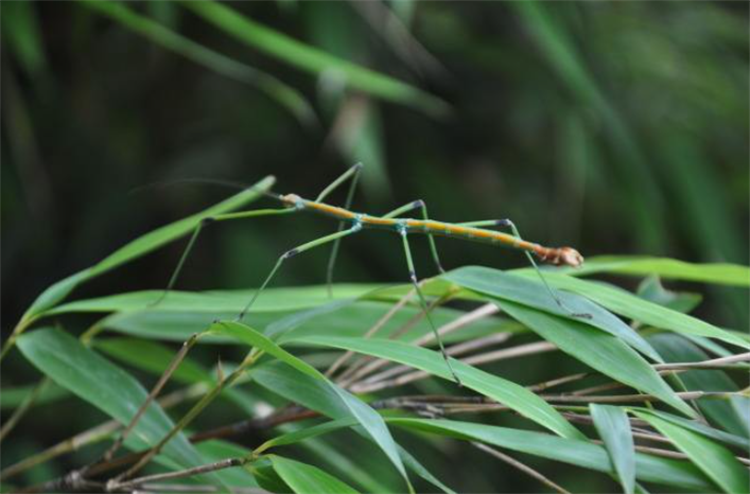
left=1, top=1, right=748, bottom=491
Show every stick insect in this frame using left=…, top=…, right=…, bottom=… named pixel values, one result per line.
left=159, top=163, right=587, bottom=386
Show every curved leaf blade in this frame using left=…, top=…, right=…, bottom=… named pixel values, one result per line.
left=498, top=301, right=694, bottom=417
left=444, top=266, right=662, bottom=362
left=633, top=410, right=749, bottom=494
left=206, top=322, right=409, bottom=485
left=590, top=404, right=635, bottom=494
left=16, top=328, right=227, bottom=488
left=566, top=256, right=750, bottom=287
left=268, top=455, right=359, bottom=494
left=25, top=176, right=275, bottom=321
left=292, top=335, right=584, bottom=440
left=183, top=1, right=449, bottom=117
left=518, top=271, right=750, bottom=350
left=81, top=1, right=315, bottom=125
left=390, top=418, right=713, bottom=492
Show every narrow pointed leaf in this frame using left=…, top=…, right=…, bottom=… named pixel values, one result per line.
left=590, top=404, right=635, bottom=494
left=206, top=322, right=409, bottom=484
left=81, top=1, right=315, bottom=125
left=634, top=410, right=749, bottom=494
left=183, top=1, right=449, bottom=117
left=390, top=418, right=713, bottom=491
left=444, top=266, right=662, bottom=362
left=24, top=176, right=274, bottom=320
left=498, top=301, right=695, bottom=417
left=564, top=256, right=750, bottom=287
left=16, top=328, right=227, bottom=488
left=268, top=455, right=359, bottom=494
left=517, top=271, right=750, bottom=350
left=291, top=335, right=584, bottom=439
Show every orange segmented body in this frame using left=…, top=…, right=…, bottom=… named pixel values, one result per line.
left=280, top=195, right=584, bottom=267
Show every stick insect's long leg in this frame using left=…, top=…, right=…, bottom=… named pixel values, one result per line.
left=152, top=208, right=297, bottom=307
left=458, top=219, right=590, bottom=319
left=398, top=224, right=462, bottom=386
left=321, top=163, right=363, bottom=297
left=238, top=225, right=362, bottom=321
left=385, top=200, right=445, bottom=274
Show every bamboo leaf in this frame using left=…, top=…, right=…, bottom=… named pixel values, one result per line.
left=206, top=322, right=410, bottom=486
left=24, top=176, right=275, bottom=321
left=16, top=328, right=228, bottom=488
left=80, top=1, right=316, bottom=125
left=498, top=301, right=695, bottom=417
left=590, top=404, right=635, bottom=494
left=517, top=271, right=750, bottom=350
left=291, top=335, right=585, bottom=440
left=633, top=410, right=749, bottom=494
left=390, top=418, right=713, bottom=492
left=648, top=334, right=749, bottom=436
left=565, top=256, right=750, bottom=287
left=268, top=455, right=359, bottom=494
left=628, top=408, right=749, bottom=451
left=444, top=266, right=663, bottom=362
left=182, top=1, right=449, bottom=117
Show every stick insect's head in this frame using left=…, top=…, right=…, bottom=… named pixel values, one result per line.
left=554, top=247, right=584, bottom=268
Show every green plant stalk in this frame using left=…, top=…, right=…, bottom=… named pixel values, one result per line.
left=112, top=348, right=264, bottom=485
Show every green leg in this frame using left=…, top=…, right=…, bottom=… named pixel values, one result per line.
left=456, top=219, right=512, bottom=229
left=399, top=226, right=462, bottom=386
left=152, top=208, right=296, bottom=306
left=322, top=163, right=364, bottom=297
left=483, top=219, right=591, bottom=319
left=238, top=226, right=361, bottom=321
left=385, top=199, right=445, bottom=274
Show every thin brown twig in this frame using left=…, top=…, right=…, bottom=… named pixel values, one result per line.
left=325, top=286, right=416, bottom=379
left=357, top=332, right=512, bottom=387
left=0, top=378, right=51, bottom=443
left=472, top=442, right=571, bottom=494
left=350, top=341, right=556, bottom=394
left=103, top=334, right=199, bottom=463
left=110, top=456, right=251, bottom=492
left=337, top=301, right=499, bottom=387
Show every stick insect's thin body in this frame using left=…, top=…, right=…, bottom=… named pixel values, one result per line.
left=283, top=193, right=583, bottom=267
left=158, top=163, right=587, bottom=387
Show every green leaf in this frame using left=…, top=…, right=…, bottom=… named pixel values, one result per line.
left=206, top=322, right=410, bottom=485
left=182, top=1, right=449, bottom=117
left=47, top=284, right=381, bottom=316
left=563, top=256, right=750, bottom=287
left=498, top=301, right=695, bottom=417
left=628, top=408, right=749, bottom=451
left=207, top=321, right=321, bottom=378
left=1, top=2, right=48, bottom=79
left=80, top=1, right=315, bottom=125
left=590, top=404, right=635, bottom=494
left=1, top=382, right=69, bottom=410
left=25, top=176, right=275, bottom=321
left=633, top=410, right=749, bottom=494
left=291, top=335, right=584, bottom=440
left=16, top=328, right=227, bottom=489
left=96, top=338, right=211, bottom=384
left=637, top=275, right=702, bottom=314
left=390, top=418, right=713, bottom=491
left=648, top=334, right=749, bottom=436
left=259, top=417, right=454, bottom=494
left=268, top=455, right=359, bottom=494
left=444, top=266, right=663, bottom=362
left=517, top=271, right=750, bottom=350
